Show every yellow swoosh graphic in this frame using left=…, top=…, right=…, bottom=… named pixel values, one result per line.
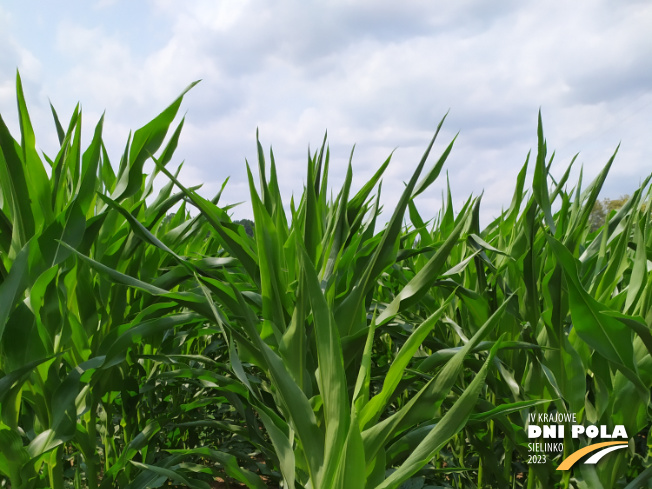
left=557, top=441, right=628, bottom=470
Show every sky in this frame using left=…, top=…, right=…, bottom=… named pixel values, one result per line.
left=1, top=0, right=651, bottom=225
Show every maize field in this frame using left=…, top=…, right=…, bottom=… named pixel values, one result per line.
left=1, top=74, right=651, bottom=488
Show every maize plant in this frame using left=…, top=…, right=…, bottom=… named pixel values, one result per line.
left=1, top=73, right=651, bottom=488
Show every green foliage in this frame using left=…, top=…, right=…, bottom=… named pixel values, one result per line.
left=1, top=74, right=652, bottom=489
left=235, top=218, right=255, bottom=237
left=589, top=195, right=630, bottom=231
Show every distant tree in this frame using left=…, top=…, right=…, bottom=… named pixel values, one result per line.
left=589, top=195, right=629, bottom=231
left=235, top=218, right=255, bottom=237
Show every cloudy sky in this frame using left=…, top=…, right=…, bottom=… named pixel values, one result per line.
left=1, top=0, right=651, bottom=224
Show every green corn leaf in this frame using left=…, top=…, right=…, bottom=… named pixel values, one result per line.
left=335, top=115, right=451, bottom=337
left=550, top=154, right=577, bottom=202
left=347, top=150, right=391, bottom=227
left=77, top=114, right=105, bottom=213
left=0, top=427, right=31, bottom=483
left=332, top=411, right=366, bottom=489
left=101, top=313, right=203, bottom=369
left=0, top=114, right=35, bottom=252
left=352, top=311, right=377, bottom=413
left=0, top=241, right=31, bottom=342
left=532, top=110, right=555, bottom=233
left=376, top=207, right=469, bottom=325
left=151, top=156, right=260, bottom=281
left=226, top=280, right=326, bottom=484
left=144, top=117, right=185, bottom=199
left=412, top=132, right=457, bottom=199
left=363, top=297, right=513, bottom=462
left=247, top=163, right=289, bottom=338
left=566, top=146, right=619, bottom=249
left=15, top=71, right=53, bottom=228
left=112, top=80, right=199, bottom=200
left=48, top=101, right=66, bottom=145
left=166, top=447, right=268, bottom=489
left=257, top=408, right=296, bottom=489
left=469, top=399, right=551, bottom=422
left=97, top=193, right=189, bottom=269
left=624, top=217, right=647, bottom=312
left=296, top=240, right=349, bottom=488
left=547, top=236, right=646, bottom=394
left=377, top=339, right=502, bottom=489
left=360, top=297, right=452, bottom=429
left=130, top=460, right=211, bottom=489
left=100, top=420, right=164, bottom=487
left=0, top=356, right=56, bottom=405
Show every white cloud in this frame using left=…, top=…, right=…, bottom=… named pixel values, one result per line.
left=1, top=1, right=650, bottom=224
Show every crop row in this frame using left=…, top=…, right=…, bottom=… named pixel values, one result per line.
left=1, top=74, right=651, bottom=488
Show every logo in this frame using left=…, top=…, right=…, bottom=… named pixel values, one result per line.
left=527, top=412, right=629, bottom=470
left=556, top=441, right=628, bottom=470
